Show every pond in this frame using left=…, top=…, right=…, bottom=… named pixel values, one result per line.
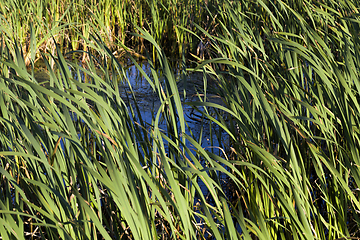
left=34, top=59, right=230, bottom=195
left=122, top=62, right=228, bottom=148
left=34, top=60, right=228, bottom=149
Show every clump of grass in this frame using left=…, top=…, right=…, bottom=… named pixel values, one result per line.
left=0, top=0, right=216, bottom=64
left=0, top=27, right=242, bottom=239
left=2, top=0, right=360, bottom=239
left=188, top=0, right=360, bottom=238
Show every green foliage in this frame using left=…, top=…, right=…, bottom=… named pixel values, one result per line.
left=0, top=0, right=213, bottom=61
left=188, top=0, right=360, bottom=238
left=1, top=0, right=360, bottom=239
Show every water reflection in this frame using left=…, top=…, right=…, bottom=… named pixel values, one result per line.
left=122, top=62, right=228, bottom=151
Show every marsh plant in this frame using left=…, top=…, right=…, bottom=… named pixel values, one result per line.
left=0, top=0, right=214, bottom=63
left=1, top=0, right=360, bottom=239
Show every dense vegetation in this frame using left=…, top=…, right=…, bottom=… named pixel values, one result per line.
left=1, top=0, right=360, bottom=239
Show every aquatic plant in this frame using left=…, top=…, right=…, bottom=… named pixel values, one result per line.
left=188, top=0, right=360, bottom=238
left=0, top=0, right=213, bottom=63
left=1, top=0, right=360, bottom=239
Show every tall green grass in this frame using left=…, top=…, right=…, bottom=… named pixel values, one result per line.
left=187, top=0, right=360, bottom=238
left=1, top=0, right=360, bottom=239
left=0, top=29, right=241, bottom=239
left=0, top=0, right=214, bottom=63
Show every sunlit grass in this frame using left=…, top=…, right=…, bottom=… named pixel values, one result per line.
left=0, top=0, right=213, bottom=63
left=1, top=0, right=360, bottom=239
